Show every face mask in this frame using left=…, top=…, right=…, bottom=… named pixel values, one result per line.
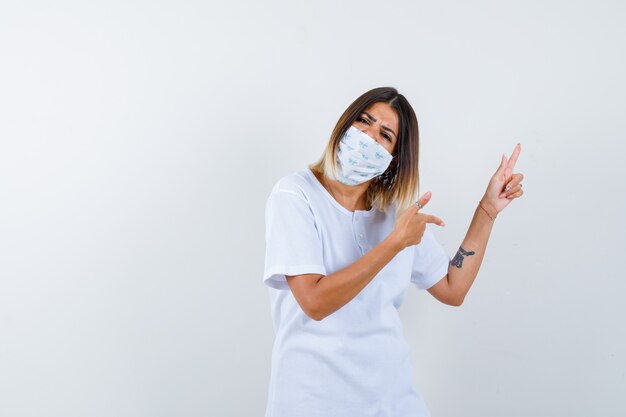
left=335, top=125, right=394, bottom=186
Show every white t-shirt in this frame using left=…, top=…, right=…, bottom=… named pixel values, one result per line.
left=263, top=167, right=450, bottom=417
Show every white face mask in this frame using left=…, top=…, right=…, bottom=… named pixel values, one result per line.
left=335, top=125, right=394, bottom=186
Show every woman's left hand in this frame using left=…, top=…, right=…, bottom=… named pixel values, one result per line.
left=481, top=143, right=524, bottom=216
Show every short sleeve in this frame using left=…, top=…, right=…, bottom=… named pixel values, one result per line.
left=263, top=190, right=327, bottom=290
left=410, top=225, right=450, bottom=290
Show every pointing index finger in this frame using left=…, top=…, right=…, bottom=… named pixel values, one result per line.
left=425, top=214, right=446, bottom=227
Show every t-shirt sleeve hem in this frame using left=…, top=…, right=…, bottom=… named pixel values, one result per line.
left=414, top=257, right=450, bottom=290
left=263, top=264, right=327, bottom=290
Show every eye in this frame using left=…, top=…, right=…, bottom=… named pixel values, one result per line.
left=382, top=132, right=391, bottom=141
left=357, top=117, right=369, bottom=124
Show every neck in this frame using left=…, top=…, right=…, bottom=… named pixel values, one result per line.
left=321, top=172, right=371, bottom=211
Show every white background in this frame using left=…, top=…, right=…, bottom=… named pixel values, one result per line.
left=1, top=1, right=624, bottom=416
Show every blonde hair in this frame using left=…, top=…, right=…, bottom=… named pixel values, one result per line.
left=309, top=87, right=420, bottom=217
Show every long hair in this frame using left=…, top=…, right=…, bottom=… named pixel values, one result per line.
left=309, top=87, right=420, bottom=216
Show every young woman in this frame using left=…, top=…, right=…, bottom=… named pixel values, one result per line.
left=263, top=86, right=524, bottom=417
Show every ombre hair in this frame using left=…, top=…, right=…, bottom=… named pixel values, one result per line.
left=309, top=87, right=420, bottom=216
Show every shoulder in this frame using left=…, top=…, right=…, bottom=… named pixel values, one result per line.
left=267, top=169, right=315, bottom=203
left=265, top=169, right=320, bottom=223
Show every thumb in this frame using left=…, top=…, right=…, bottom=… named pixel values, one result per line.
left=414, top=191, right=432, bottom=211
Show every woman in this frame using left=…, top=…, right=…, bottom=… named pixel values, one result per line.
left=263, top=87, right=524, bottom=417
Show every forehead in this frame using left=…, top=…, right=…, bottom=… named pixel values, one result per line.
left=363, top=102, right=399, bottom=129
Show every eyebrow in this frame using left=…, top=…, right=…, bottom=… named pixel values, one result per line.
left=362, top=111, right=397, bottom=139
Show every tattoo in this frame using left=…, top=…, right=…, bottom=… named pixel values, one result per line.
left=451, top=246, right=475, bottom=268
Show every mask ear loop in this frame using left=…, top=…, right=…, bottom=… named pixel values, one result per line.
left=377, top=153, right=398, bottom=187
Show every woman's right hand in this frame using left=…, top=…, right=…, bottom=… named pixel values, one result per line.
left=390, top=192, right=445, bottom=250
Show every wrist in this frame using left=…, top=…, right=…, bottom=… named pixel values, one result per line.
left=478, top=199, right=498, bottom=221
left=385, top=231, right=405, bottom=253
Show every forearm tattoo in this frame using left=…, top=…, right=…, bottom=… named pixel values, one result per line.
left=451, top=246, right=475, bottom=268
